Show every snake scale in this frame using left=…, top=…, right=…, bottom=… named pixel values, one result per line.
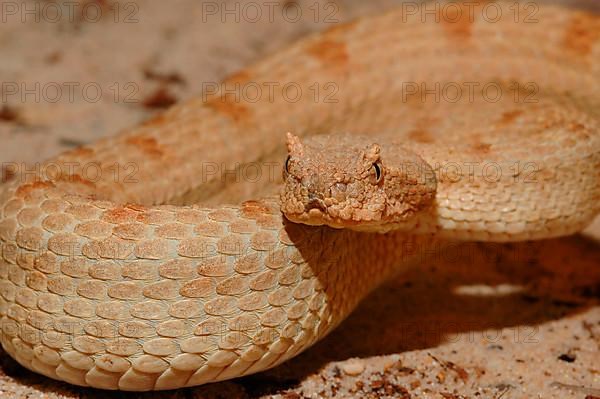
left=0, top=1, right=599, bottom=391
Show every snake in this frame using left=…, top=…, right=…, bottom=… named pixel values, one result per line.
left=0, top=1, right=599, bottom=391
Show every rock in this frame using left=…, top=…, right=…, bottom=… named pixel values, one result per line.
left=342, top=359, right=365, bottom=376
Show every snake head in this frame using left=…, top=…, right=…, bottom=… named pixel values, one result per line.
left=280, top=133, right=437, bottom=231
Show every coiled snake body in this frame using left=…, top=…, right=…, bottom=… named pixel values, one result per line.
left=0, top=2, right=599, bottom=391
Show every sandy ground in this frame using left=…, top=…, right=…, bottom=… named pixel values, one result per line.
left=0, top=1, right=599, bottom=398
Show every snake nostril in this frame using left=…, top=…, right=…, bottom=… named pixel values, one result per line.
left=331, top=182, right=346, bottom=201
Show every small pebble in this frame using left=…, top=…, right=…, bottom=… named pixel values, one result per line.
left=342, top=359, right=365, bottom=376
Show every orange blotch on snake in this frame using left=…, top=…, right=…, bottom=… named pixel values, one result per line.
left=222, top=69, right=252, bottom=86
left=15, top=181, right=55, bottom=198
left=563, top=13, right=600, bottom=57
left=306, top=38, right=349, bottom=70
left=471, top=142, right=492, bottom=154
left=241, top=200, right=271, bottom=219
left=305, top=19, right=356, bottom=69
left=498, top=109, right=523, bottom=125
left=125, top=135, right=166, bottom=157
left=440, top=3, right=475, bottom=39
left=204, top=94, right=252, bottom=124
left=102, top=206, right=139, bottom=224
left=202, top=69, right=254, bottom=123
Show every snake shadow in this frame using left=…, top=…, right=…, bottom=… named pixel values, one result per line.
left=237, top=228, right=600, bottom=396
left=0, top=228, right=598, bottom=398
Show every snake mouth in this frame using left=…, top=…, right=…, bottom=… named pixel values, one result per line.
left=284, top=205, right=337, bottom=226
left=305, top=196, right=327, bottom=213
left=284, top=213, right=344, bottom=228
left=283, top=208, right=373, bottom=230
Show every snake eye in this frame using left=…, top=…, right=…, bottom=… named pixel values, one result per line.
left=283, top=155, right=292, bottom=178
left=371, top=161, right=383, bottom=184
